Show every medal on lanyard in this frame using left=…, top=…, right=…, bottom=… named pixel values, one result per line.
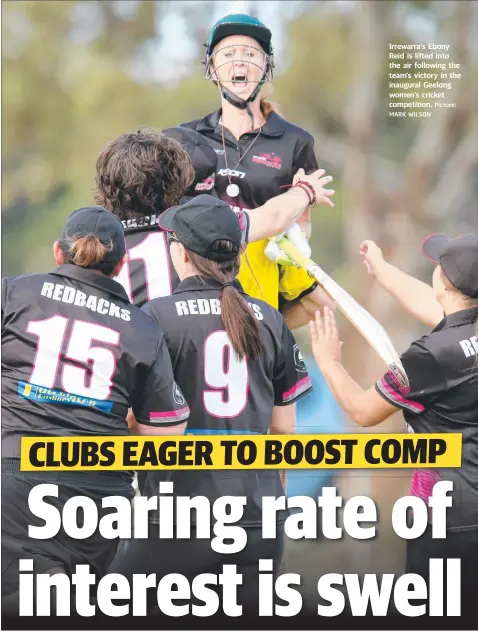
left=221, top=123, right=262, bottom=200
left=226, top=183, right=240, bottom=198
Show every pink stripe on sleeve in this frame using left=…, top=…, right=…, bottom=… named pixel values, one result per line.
left=379, top=377, right=424, bottom=413
left=150, top=406, right=190, bottom=419
left=282, top=376, right=312, bottom=401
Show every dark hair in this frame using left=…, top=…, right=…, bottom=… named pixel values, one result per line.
left=94, top=129, right=195, bottom=220
left=61, top=235, right=117, bottom=275
left=440, top=267, right=478, bottom=362
left=186, top=242, right=262, bottom=361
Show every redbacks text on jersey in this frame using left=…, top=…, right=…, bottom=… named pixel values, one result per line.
left=1, top=265, right=189, bottom=459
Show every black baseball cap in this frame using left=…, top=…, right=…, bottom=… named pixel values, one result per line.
left=59, top=206, right=126, bottom=264
left=421, top=233, right=478, bottom=298
left=162, top=127, right=217, bottom=196
left=159, top=195, right=241, bottom=262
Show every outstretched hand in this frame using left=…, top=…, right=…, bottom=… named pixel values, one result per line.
left=309, top=307, right=343, bottom=370
left=360, top=240, right=385, bottom=277
left=293, top=168, right=335, bottom=208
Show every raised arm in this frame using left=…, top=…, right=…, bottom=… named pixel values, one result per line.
left=361, top=240, right=443, bottom=329
left=246, top=169, right=334, bottom=243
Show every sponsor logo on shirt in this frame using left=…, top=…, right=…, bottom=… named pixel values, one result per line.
left=121, top=215, right=159, bottom=229
left=214, top=148, right=225, bottom=155
left=18, top=381, right=113, bottom=412
left=195, top=174, right=215, bottom=191
left=173, top=382, right=186, bottom=406
left=217, top=168, right=246, bottom=179
left=252, top=152, right=282, bottom=170
left=293, top=344, right=307, bottom=372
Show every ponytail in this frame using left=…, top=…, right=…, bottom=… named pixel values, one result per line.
left=219, top=284, right=262, bottom=361
left=61, top=234, right=117, bottom=275
left=259, top=83, right=279, bottom=117
left=186, top=242, right=262, bottom=361
left=260, top=99, right=276, bottom=117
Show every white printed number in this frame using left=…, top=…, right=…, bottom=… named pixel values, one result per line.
left=203, top=331, right=248, bottom=417
left=116, top=232, right=171, bottom=302
left=27, top=316, right=119, bottom=400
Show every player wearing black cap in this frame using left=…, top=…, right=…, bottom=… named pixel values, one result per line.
left=109, top=195, right=312, bottom=615
left=180, top=13, right=335, bottom=317
left=310, top=233, right=478, bottom=615
left=1, top=206, right=188, bottom=610
left=95, top=127, right=332, bottom=312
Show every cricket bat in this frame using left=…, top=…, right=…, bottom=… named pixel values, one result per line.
left=276, top=236, right=409, bottom=389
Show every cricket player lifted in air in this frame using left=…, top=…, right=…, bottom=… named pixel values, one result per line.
left=181, top=13, right=335, bottom=323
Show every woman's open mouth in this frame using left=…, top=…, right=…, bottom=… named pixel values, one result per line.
left=231, top=74, right=248, bottom=85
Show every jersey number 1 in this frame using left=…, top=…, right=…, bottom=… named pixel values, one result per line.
left=26, top=316, right=119, bottom=400
left=203, top=331, right=249, bottom=417
left=116, top=232, right=171, bottom=302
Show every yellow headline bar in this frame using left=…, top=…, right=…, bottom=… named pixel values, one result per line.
left=20, top=434, right=462, bottom=471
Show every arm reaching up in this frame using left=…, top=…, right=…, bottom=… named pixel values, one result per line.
left=246, top=169, right=334, bottom=243
left=360, top=240, right=443, bottom=329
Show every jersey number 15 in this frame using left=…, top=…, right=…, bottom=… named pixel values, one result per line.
left=26, top=315, right=119, bottom=400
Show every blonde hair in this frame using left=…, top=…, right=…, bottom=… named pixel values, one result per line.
left=259, top=82, right=280, bottom=116
left=62, top=235, right=117, bottom=274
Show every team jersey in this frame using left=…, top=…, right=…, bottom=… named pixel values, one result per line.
left=142, top=276, right=313, bottom=525
left=1, top=265, right=189, bottom=460
left=116, top=213, right=249, bottom=307
left=375, top=308, right=478, bottom=530
left=182, top=109, right=319, bottom=308
left=115, top=215, right=179, bottom=307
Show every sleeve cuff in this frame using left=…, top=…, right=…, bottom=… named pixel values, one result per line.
left=375, top=376, right=425, bottom=414
left=136, top=406, right=190, bottom=426
left=275, top=376, right=313, bottom=406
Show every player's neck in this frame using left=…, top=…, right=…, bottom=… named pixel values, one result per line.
left=220, top=99, right=265, bottom=139
left=442, top=295, right=475, bottom=316
left=179, top=264, right=202, bottom=281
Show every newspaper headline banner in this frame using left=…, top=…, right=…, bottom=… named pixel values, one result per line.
left=20, top=434, right=462, bottom=471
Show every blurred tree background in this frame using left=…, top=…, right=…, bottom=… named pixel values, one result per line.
left=2, top=0, right=478, bottom=587
left=3, top=0, right=477, bottom=369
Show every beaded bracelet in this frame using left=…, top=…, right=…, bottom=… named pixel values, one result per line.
left=296, top=180, right=317, bottom=207
left=280, top=181, right=317, bottom=207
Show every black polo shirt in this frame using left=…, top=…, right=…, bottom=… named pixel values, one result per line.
left=141, top=276, right=313, bottom=525
left=1, top=265, right=189, bottom=460
left=376, top=308, right=478, bottom=530
left=182, top=110, right=319, bottom=306
left=182, top=109, right=318, bottom=214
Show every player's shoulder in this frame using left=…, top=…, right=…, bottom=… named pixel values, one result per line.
left=2, top=272, right=54, bottom=293
left=243, top=293, right=285, bottom=331
left=402, top=332, right=442, bottom=368
left=131, top=301, right=165, bottom=331
left=180, top=110, right=217, bottom=133
left=273, top=112, right=314, bottom=145
left=142, top=294, right=178, bottom=320
left=180, top=118, right=203, bottom=132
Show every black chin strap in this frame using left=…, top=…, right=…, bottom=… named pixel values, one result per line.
left=219, top=72, right=267, bottom=130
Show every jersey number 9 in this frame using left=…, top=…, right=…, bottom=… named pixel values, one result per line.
left=203, top=331, right=249, bottom=418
